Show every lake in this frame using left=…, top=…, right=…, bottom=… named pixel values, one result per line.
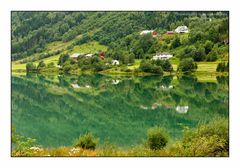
left=12, top=74, right=229, bottom=148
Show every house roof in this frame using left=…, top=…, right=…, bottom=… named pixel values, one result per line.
left=166, top=31, right=174, bottom=34
left=175, top=26, right=189, bottom=32
left=85, top=53, right=93, bottom=57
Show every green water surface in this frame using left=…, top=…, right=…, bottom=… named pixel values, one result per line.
left=12, top=74, right=228, bottom=148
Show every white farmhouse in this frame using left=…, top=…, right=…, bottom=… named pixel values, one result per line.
left=140, top=30, right=154, bottom=35
left=70, top=53, right=85, bottom=60
left=70, top=53, right=81, bottom=60
left=112, top=60, right=120, bottom=65
left=152, top=52, right=173, bottom=60
left=175, top=26, right=189, bottom=33
left=85, top=53, right=94, bottom=57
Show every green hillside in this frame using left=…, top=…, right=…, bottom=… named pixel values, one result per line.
left=11, top=12, right=229, bottom=75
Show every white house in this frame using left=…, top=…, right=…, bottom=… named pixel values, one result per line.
left=70, top=53, right=85, bottom=60
left=175, top=26, right=189, bottom=33
left=70, top=53, right=81, bottom=60
left=140, top=30, right=154, bottom=35
left=112, top=60, right=120, bottom=65
left=85, top=53, right=94, bottom=57
left=152, top=52, right=173, bottom=60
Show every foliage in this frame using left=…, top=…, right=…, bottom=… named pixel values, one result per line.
left=193, top=45, right=206, bottom=62
left=12, top=12, right=228, bottom=63
left=47, top=62, right=55, bottom=68
left=216, top=62, right=228, bottom=72
left=58, top=54, right=70, bottom=66
left=178, top=58, right=197, bottom=73
left=206, top=46, right=218, bottom=61
left=204, top=40, right=214, bottom=54
left=139, top=60, right=163, bottom=74
left=62, top=61, right=73, bottom=73
left=171, top=36, right=181, bottom=48
left=180, top=118, right=228, bottom=156
left=74, top=133, right=98, bottom=150
left=11, top=128, right=37, bottom=156
left=12, top=118, right=228, bottom=156
left=153, top=59, right=173, bottom=72
left=37, top=61, right=46, bottom=71
left=147, top=127, right=169, bottom=150
left=26, top=62, right=37, bottom=72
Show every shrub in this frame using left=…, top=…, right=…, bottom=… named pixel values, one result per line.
left=58, top=54, right=70, bottom=66
left=11, top=128, right=37, bottom=156
left=181, top=118, right=228, bottom=156
left=139, top=60, right=152, bottom=72
left=178, top=58, right=197, bottom=73
left=206, top=48, right=218, bottom=61
left=74, top=133, right=98, bottom=150
left=151, top=65, right=163, bottom=74
left=37, top=61, right=46, bottom=71
left=62, top=61, right=72, bottom=73
left=216, top=62, right=228, bottom=72
left=147, top=127, right=168, bottom=150
left=139, top=60, right=163, bottom=74
left=162, top=60, right=173, bottom=72
left=26, top=62, right=37, bottom=72
left=47, top=62, right=55, bottom=68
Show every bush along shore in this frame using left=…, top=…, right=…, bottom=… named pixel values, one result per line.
left=12, top=118, right=228, bottom=157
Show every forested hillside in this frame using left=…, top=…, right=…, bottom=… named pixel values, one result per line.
left=12, top=12, right=229, bottom=75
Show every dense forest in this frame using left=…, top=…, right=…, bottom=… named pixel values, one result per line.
left=12, top=11, right=229, bottom=74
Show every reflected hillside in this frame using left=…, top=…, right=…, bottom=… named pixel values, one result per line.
left=12, top=74, right=228, bottom=148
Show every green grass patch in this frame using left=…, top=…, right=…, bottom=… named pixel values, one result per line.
left=69, top=41, right=108, bottom=55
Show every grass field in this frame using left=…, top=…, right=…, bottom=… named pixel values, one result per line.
left=69, top=41, right=108, bottom=55
left=12, top=40, right=108, bottom=72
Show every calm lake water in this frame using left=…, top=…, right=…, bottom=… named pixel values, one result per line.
left=12, top=74, right=228, bottom=148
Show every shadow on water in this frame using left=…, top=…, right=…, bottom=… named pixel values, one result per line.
left=12, top=74, right=229, bottom=148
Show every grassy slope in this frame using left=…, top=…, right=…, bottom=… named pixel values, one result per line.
left=12, top=40, right=108, bottom=71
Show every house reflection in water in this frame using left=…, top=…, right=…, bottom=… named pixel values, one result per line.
left=112, top=80, right=120, bottom=85
left=176, top=106, right=189, bottom=114
left=70, top=81, right=80, bottom=89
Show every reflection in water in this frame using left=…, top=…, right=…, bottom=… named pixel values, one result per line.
left=176, top=106, right=189, bottom=114
left=112, top=80, right=120, bottom=85
left=12, top=74, right=228, bottom=148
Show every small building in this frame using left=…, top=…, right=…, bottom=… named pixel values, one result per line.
left=112, top=60, right=120, bottom=65
left=152, top=52, right=173, bottom=60
left=99, top=51, right=105, bottom=60
left=166, top=31, right=174, bottom=35
left=151, top=31, right=158, bottom=37
left=140, top=30, right=154, bottom=35
left=85, top=53, right=94, bottom=57
left=140, top=30, right=158, bottom=37
left=175, top=26, right=189, bottom=34
left=70, top=53, right=85, bottom=60
left=70, top=53, right=81, bottom=60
